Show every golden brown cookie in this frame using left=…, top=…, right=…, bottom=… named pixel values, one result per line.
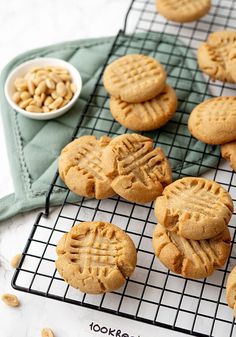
left=103, top=54, right=167, bottom=103
left=58, top=135, right=115, bottom=199
left=156, top=0, right=211, bottom=23
left=152, top=223, right=230, bottom=279
left=226, top=266, right=236, bottom=317
left=198, top=31, right=236, bottom=83
left=188, top=97, right=236, bottom=145
left=109, top=85, right=177, bottom=131
left=102, top=133, right=172, bottom=203
left=221, top=141, right=236, bottom=171
left=154, top=177, right=233, bottom=240
left=55, top=221, right=137, bottom=294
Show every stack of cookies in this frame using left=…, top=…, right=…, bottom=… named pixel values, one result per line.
left=188, top=96, right=236, bottom=171
left=58, top=133, right=172, bottom=203
left=152, top=177, right=233, bottom=279
left=103, top=54, right=177, bottom=131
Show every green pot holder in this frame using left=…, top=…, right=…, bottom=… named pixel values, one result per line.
left=0, top=33, right=220, bottom=221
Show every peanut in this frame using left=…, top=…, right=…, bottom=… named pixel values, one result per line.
left=35, top=81, right=46, bottom=95
left=65, top=86, right=73, bottom=101
left=12, top=92, right=21, bottom=103
left=41, top=92, right=46, bottom=103
left=51, top=91, right=58, bottom=100
left=19, top=98, right=33, bottom=109
left=26, top=105, right=43, bottom=113
left=27, top=79, right=35, bottom=95
left=49, top=72, right=62, bottom=83
left=10, top=254, right=22, bottom=269
left=20, top=91, right=31, bottom=101
left=60, top=99, right=69, bottom=108
left=43, top=106, right=50, bottom=113
left=44, top=96, right=53, bottom=107
left=45, top=78, right=55, bottom=89
left=41, top=328, right=54, bottom=337
left=1, top=294, right=20, bottom=307
left=33, top=77, right=44, bottom=86
left=33, top=95, right=43, bottom=107
left=49, top=97, right=63, bottom=110
left=14, top=78, right=27, bottom=91
left=59, top=74, right=71, bottom=81
left=56, top=82, right=67, bottom=97
left=71, top=83, right=77, bottom=94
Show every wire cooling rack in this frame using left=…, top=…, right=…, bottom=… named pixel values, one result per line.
left=12, top=1, right=236, bottom=336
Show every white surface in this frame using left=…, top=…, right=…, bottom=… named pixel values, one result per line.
left=4, top=57, right=82, bottom=120
left=0, top=1, right=188, bottom=337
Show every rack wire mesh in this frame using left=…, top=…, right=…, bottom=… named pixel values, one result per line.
left=12, top=0, right=236, bottom=336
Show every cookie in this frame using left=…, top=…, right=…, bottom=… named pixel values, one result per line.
left=102, top=133, right=172, bottom=203
left=154, top=177, right=233, bottom=240
left=188, top=97, right=236, bottom=145
left=109, top=85, right=177, bottom=131
left=156, top=0, right=211, bottom=23
left=55, top=221, right=137, bottom=294
left=198, top=31, right=236, bottom=83
left=58, top=135, right=115, bottom=199
left=103, top=54, right=167, bottom=103
left=221, top=141, right=236, bottom=171
left=152, top=223, right=230, bottom=279
left=226, top=266, right=236, bottom=317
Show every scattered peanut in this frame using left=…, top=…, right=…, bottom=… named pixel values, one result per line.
left=12, top=65, right=77, bottom=113
left=10, top=254, right=22, bottom=269
left=41, top=328, right=54, bottom=337
left=1, top=293, right=20, bottom=307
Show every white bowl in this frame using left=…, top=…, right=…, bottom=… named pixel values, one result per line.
left=4, top=57, right=82, bottom=120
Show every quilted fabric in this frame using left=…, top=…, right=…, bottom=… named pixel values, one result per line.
left=0, top=33, right=219, bottom=221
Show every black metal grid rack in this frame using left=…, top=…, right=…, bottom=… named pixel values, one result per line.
left=12, top=1, right=236, bottom=336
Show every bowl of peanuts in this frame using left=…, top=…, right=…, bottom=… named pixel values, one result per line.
left=4, top=57, right=82, bottom=120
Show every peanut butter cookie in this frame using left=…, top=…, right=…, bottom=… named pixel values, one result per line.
left=156, top=0, right=211, bottom=23
left=221, top=141, right=236, bottom=171
left=154, top=177, right=233, bottom=240
left=188, top=97, right=236, bottom=145
left=102, top=133, right=172, bottom=203
left=103, top=54, right=167, bottom=103
left=109, top=85, right=177, bottom=131
left=198, top=31, right=236, bottom=83
left=55, top=222, right=137, bottom=294
left=58, top=135, right=115, bottom=199
left=153, top=223, right=230, bottom=279
left=226, top=266, right=236, bottom=317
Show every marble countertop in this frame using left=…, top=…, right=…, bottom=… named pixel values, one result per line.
left=0, top=1, right=187, bottom=336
